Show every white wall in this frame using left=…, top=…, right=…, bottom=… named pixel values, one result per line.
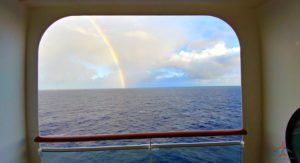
left=0, top=0, right=28, bottom=163
left=260, top=0, right=300, bottom=162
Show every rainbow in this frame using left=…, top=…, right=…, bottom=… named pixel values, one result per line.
left=88, top=17, right=126, bottom=88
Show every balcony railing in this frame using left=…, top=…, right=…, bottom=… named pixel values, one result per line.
left=35, top=129, right=246, bottom=152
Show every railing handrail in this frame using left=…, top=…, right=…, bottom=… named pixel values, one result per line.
left=39, top=141, right=244, bottom=152
left=34, top=129, right=247, bottom=143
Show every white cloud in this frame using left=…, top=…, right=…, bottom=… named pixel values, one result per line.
left=171, top=42, right=239, bottom=62
left=165, top=42, right=240, bottom=80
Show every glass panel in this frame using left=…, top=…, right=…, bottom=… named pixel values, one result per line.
left=40, top=145, right=242, bottom=163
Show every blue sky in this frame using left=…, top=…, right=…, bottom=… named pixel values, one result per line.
left=39, top=16, right=240, bottom=90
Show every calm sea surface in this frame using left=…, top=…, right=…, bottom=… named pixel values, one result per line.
left=39, top=86, right=242, bottom=163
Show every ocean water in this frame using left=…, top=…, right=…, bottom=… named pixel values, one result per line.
left=39, top=86, right=242, bottom=163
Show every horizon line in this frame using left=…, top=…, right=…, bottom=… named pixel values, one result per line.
left=38, top=85, right=241, bottom=91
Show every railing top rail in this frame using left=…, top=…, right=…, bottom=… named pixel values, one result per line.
left=35, top=129, right=247, bottom=143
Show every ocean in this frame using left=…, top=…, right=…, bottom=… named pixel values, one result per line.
left=39, top=86, right=242, bottom=163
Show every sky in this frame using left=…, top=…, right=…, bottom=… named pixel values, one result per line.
left=38, top=16, right=241, bottom=90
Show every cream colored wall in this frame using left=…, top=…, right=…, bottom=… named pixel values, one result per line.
left=260, top=0, right=300, bottom=162
left=0, top=0, right=28, bottom=163
left=26, top=2, right=263, bottom=162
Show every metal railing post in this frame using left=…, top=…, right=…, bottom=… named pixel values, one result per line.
left=149, top=138, right=152, bottom=151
